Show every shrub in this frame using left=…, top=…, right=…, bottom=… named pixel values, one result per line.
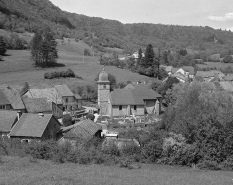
left=197, top=160, right=221, bottom=170
left=24, top=140, right=58, bottom=160
left=44, top=69, right=78, bottom=79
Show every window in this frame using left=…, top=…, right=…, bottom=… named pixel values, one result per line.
left=103, top=84, right=106, bottom=89
left=0, top=105, right=6, bottom=109
left=66, top=98, right=68, bottom=103
left=119, top=105, right=122, bottom=110
left=134, top=105, right=137, bottom=110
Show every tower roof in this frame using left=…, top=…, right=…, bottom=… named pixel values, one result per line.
left=98, top=68, right=109, bottom=83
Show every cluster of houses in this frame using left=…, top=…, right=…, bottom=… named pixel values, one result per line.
left=0, top=84, right=88, bottom=142
left=2, top=65, right=233, bottom=145
left=0, top=68, right=165, bottom=144
left=165, top=65, right=233, bottom=91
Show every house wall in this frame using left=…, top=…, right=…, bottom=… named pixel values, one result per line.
left=111, top=105, right=144, bottom=117
left=52, top=102, right=63, bottom=118
left=145, top=99, right=161, bottom=115
left=42, top=116, right=61, bottom=140
left=62, top=96, right=76, bottom=111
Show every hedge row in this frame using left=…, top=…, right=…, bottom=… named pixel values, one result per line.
left=44, top=69, right=82, bottom=79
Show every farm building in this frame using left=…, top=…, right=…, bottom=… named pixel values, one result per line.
left=59, top=119, right=102, bottom=144
left=9, top=113, right=61, bottom=141
left=54, top=84, right=77, bottom=111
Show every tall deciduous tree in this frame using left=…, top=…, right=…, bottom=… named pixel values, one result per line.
left=0, top=36, right=7, bottom=56
left=30, top=28, right=58, bottom=67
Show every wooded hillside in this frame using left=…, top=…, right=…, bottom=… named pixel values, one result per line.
left=1, top=0, right=233, bottom=54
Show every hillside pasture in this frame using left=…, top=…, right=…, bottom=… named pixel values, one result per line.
left=197, top=62, right=233, bottom=70
left=0, top=156, right=232, bottom=185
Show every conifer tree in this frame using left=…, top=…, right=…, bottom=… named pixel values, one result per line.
left=143, top=44, right=154, bottom=68
left=0, top=36, right=7, bottom=56
left=30, top=28, right=58, bottom=67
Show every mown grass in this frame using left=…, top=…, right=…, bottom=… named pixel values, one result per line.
left=0, top=38, right=150, bottom=89
left=0, top=156, right=232, bottom=185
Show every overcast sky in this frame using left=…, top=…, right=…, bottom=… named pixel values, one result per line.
left=50, top=0, right=233, bottom=30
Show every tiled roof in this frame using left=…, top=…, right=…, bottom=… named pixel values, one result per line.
left=209, top=77, right=219, bottom=82
left=223, top=74, right=233, bottom=81
left=3, top=87, right=25, bottom=110
left=63, top=119, right=102, bottom=140
left=196, top=70, right=224, bottom=78
left=110, top=85, right=161, bottom=106
left=0, top=89, right=10, bottom=105
left=182, top=66, right=195, bottom=75
left=0, top=111, right=17, bottom=133
left=213, top=82, right=224, bottom=91
left=25, top=88, right=62, bottom=104
left=110, top=89, right=142, bottom=105
left=194, top=76, right=204, bottom=82
left=74, top=94, right=82, bottom=100
left=9, top=113, right=53, bottom=137
left=171, top=68, right=179, bottom=74
left=22, top=97, right=51, bottom=113
left=54, top=85, right=74, bottom=97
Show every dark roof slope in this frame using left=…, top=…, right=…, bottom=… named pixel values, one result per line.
left=63, top=119, right=102, bottom=140
left=110, top=85, right=161, bottom=106
left=0, top=89, right=10, bottom=105
left=194, top=76, right=204, bottom=82
left=9, top=113, right=53, bottom=137
left=3, top=87, right=25, bottom=109
left=0, top=111, right=17, bottom=133
left=182, top=66, right=195, bottom=75
left=22, top=97, right=51, bottom=113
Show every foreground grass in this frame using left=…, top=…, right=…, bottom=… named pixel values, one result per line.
left=0, top=156, right=232, bottom=185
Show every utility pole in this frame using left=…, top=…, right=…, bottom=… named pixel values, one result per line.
left=83, top=49, right=84, bottom=63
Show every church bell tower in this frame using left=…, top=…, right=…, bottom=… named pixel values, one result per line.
left=97, top=68, right=110, bottom=115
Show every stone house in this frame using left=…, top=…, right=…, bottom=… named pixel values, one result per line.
left=54, top=85, right=76, bottom=111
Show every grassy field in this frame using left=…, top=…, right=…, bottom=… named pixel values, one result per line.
left=0, top=38, right=150, bottom=89
left=197, top=62, right=233, bottom=70
left=0, top=156, right=232, bottom=185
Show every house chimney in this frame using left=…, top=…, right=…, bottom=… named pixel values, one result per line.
left=39, top=112, right=44, bottom=117
left=17, top=111, right=22, bottom=121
